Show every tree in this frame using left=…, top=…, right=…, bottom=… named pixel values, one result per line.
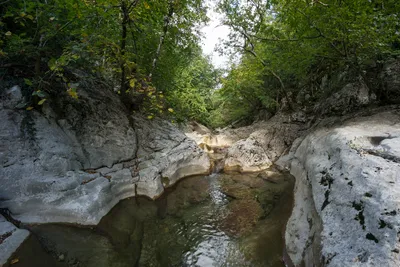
left=0, top=0, right=210, bottom=117
left=216, top=0, right=400, bottom=113
left=167, top=51, right=219, bottom=125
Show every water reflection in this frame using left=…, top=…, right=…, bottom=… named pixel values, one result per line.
left=11, top=171, right=294, bottom=267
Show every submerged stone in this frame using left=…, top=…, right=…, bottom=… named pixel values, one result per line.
left=8, top=171, right=294, bottom=267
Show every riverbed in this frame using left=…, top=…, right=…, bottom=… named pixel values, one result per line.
left=7, top=170, right=294, bottom=267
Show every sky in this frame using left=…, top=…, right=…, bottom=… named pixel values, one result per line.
left=200, top=1, right=231, bottom=69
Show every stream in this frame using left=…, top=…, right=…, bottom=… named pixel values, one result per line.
left=7, top=170, right=294, bottom=267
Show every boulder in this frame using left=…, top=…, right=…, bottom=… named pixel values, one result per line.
left=225, top=113, right=306, bottom=169
left=313, top=79, right=376, bottom=116
left=285, top=110, right=400, bottom=266
left=224, top=138, right=272, bottom=173
left=185, top=119, right=270, bottom=149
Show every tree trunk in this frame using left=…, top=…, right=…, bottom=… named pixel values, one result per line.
left=120, top=1, right=129, bottom=104
left=148, top=0, right=174, bottom=81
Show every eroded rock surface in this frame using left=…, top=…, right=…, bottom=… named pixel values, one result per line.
left=224, top=138, right=272, bottom=173
left=313, top=79, right=376, bottom=116
left=285, top=110, right=400, bottom=267
left=0, top=85, right=210, bottom=228
left=219, top=113, right=306, bottom=173
left=186, top=113, right=306, bottom=173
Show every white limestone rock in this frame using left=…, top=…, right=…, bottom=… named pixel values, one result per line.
left=224, top=138, right=272, bottom=173
left=285, top=111, right=400, bottom=267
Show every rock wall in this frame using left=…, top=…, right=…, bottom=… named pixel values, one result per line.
left=285, top=110, right=400, bottom=266
left=221, top=113, right=306, bottom=173
left=185, top=113, right=306, bottom=173
left=0, top=85, right=210, bottom=264
left=224, top=138, right=272, bottom=173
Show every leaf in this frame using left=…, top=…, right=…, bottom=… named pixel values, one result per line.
left=5, top=31, right=12, bottom=36
left=15, top=102, right=26, bottom=109
left=129, top=79, right=136, bottom=88
left=26, top=106, right=34, bottom=111
left=10, top=259, right=19, bottom=264
left=26, top=15, right=34, bottom=20
left=38, top=99, right=47, bottom=105
left=49, top=17, right=55, bottom=21
left=147, top=115, right=153, bottom=120
left=32, top=90, right=46, bottom=98
left=24, top=78, right=33, bottom=86
left=67, top=88, right=78, bottom=99
left=48, top=58, right=57, bottom=71
left=168, top=108, right=174, bottom=113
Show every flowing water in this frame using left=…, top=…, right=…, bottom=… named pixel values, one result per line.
left=7, top=170, right=294, bottom=267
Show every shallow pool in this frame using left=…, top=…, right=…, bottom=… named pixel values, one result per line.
left=8, top=170, right=294, bottom=267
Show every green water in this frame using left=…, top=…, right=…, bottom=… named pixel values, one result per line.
left=8, top=171, right=294, bottom=267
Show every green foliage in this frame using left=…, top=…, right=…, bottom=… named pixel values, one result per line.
left=2, top=0, right=399, bottom=126
left=0, top=0, right=210, bottom=118
left=209, top=54, right=280, bottom=128
left=216, top=0, right=400, bottom=120
left=166, top=52, right=219, bottom=125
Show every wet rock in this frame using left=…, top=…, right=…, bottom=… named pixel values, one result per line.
left=285, top=110, right=400, bottom=267
left=220, top=182, right=254, bottom=200
left=221, top=199, right=264, bottom=236
left=209, top=153, right=225, bottom=173
left=4, top=235, right=67, bottom=267
left=256, top=186, right=287, bottom=217
left=30, top=223, right=141, bottom=267
left=0, top=215, right=29, bottom=266
left=164, top=176, right=210, bottom=216
left=229, top=174, right=266, bottom=188
left=219, top=174, right=258, bottom=199
left=199, top=142, right=214, bottom=153
left=257, top=170, right=285, bottom=184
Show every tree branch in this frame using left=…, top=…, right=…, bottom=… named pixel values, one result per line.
left=251, top=33, right=323, bottom=42
left=295, top=8, right=346, bottom=57
left=0, top=0, right=10, bottom=6
left=232, top=29, right=293, bottom=111
left=148, top=0, right=174, bottom=81
left=127, top=0, right=140, bottom=12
